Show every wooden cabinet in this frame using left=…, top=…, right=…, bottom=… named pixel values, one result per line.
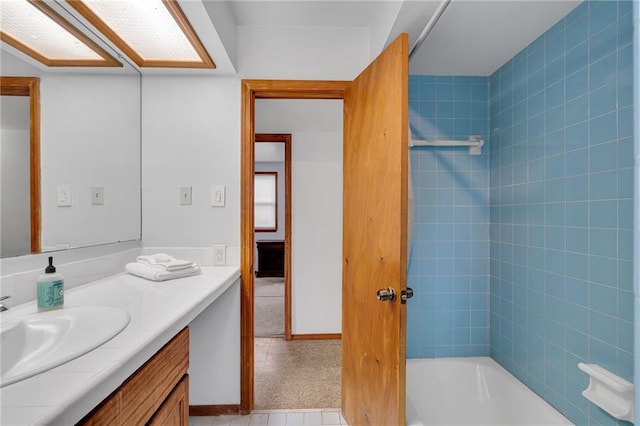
left=256, top=240, right=285, bottom=277
left=80, top=327, right=189, bottom=425
left=148, top=376, right=189, bottom=426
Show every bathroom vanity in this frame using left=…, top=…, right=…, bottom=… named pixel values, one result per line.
left=80, top=328, right=190, bottom=425
left=0, top=266, right=240, bottom=425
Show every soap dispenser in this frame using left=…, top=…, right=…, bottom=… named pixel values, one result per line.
left=37, top=256, right=64, bottom=312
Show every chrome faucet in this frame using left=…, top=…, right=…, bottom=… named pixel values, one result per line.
left=0, top=295, right=10, bottom=311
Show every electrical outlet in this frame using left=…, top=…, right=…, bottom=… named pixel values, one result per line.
left=212, top=244, right=226, bottom=266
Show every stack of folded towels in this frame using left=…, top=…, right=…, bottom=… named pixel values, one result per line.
left=125, top=253, right=201, bottom=281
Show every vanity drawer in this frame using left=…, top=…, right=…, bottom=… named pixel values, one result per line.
left=79, top=327, right=189, bottom=425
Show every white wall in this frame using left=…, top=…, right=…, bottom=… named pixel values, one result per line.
left=141, top=25, right=369, bottom=248
left=140, top=26, right=368, bottom=333
left=189, top=278, right=241, bottom=405
left=291, top=131, right=343, bottom=334
left=237, top=26, right=369, bottom=80
left=141, top=76, right=240, bottom=250
left=1, top=98, right=31, bottom=257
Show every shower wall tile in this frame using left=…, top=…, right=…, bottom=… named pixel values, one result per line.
left=408, top=76, right=490, bottom=358
left=489, top=2, right=634, bottom=425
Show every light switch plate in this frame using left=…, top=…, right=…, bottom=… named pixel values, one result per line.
left=57, top=185, right=71, bottom=207
left=211, top=185, right=225, bottom=207
left=91, top=186, right=104, bottom=205
left=180, top=187, right=192, bottom=205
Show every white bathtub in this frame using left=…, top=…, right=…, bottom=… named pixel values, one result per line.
left=406, top=357, right=574, bottom=426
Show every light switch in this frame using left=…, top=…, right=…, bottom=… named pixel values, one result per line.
left=91, top=186, right=104, bottom=205
left=57, top=185, right=71, bottom=207
left=180, top=187, right=192, bottom=205
left=211, top=185, right=225, bottom=207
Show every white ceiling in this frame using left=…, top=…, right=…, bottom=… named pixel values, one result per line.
left=221, top=0, right=582, bottom=76
left=403, top=1, right=582, bottom=75
left=1, top=0, right=583, bottom=76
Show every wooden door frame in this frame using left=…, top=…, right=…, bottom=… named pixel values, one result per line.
left=241, top=80, right=349, bottom=412
left=254, top=133, right=292, bottom=340
left=0, top=76, right=41, bottom=254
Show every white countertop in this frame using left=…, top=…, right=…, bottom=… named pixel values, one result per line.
left=0, top=266, right=241, bottom=426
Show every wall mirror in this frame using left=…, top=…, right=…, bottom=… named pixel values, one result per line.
left=0, top=4, right=141, bottom=259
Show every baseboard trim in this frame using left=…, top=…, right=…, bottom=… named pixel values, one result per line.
left=189, top=404, right=245, bottom=416
left=290, top=333, right=341, bottom=340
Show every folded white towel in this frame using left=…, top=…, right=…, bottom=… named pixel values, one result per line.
left=136, top=253, right=195, bottom=271
left=126, top=262, right=201, bottom=281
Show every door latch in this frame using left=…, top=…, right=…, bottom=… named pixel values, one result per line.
left=376, top=287, right=396, bottom=302
left=401, top=287, right=414, bottom=304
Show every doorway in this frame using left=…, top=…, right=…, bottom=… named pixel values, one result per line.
left=241, top=34, right=408, bottom=423
left=241, top=83, right=348, bottom=414
left=252, top=105, right=343, bottom=409
left=254, top=133, right=292, bottom=340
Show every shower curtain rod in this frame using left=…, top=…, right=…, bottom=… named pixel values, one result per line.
left=409, top=0, right=452, bottom=61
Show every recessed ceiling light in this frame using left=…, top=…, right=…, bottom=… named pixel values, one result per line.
left=68, top=0, right=215, bottom=69
left=0, top=0, right=122, bottom=67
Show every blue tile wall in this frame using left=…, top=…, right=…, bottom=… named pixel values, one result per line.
left=407, top=76, right=490, bottom=358
left=489, top=2, right=634, bottom=425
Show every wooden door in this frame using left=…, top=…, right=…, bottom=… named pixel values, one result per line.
left=342, top=34, right=409, bottom=425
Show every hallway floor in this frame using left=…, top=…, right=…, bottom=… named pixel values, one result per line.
left=255, top=277, right=285, bottom=337
left=255, top=337, right=341, bottom=409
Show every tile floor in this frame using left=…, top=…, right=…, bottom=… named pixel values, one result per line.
left=189, top=409, right=348, bottom=426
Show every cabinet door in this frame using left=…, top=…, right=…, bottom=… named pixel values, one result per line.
left=148, top=375, right=189, bottom=426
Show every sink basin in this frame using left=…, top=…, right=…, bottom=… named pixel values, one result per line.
left=1, top=306, right=130, bottom=387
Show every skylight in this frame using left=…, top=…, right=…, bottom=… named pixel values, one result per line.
left=68, top=0, right=216, bottom=69
left=0, top=0, right=122, bottom=67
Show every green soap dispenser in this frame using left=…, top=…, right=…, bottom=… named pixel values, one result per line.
left=37, top=256, right=64, bottom=311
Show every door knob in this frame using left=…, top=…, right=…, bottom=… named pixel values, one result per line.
left=401, top=287, right=414, bottom=304
left=377, top=287, right=396, bottom=302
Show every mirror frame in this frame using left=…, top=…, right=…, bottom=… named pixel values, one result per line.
left=1, top=76, right=41, bottom=253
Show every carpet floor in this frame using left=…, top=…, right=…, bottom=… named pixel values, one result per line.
left=255, top=277, right=285, bottom=337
